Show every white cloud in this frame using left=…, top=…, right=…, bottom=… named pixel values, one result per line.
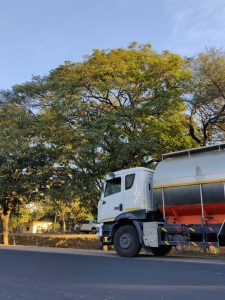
left=165, top=0, right=225, bottom=55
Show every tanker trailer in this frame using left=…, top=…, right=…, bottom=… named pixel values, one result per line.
left=98, top=143, right=225, bottom=257
left=153, top=143, right=225, bottom=225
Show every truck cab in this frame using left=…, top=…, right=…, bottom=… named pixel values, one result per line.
left=98, top=167, right=154, bottom=224
left=97, top=167, right=161, bottom=257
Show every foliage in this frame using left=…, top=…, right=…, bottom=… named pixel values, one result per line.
left=70, top=200, right=94, bottom=224
left=0, top=92, right=55, bottom=243
left=1, top=44, right=197, bottom=214
left=187, top=48, right=225, bottom=145
left=43, top=44, right=197, bottom=204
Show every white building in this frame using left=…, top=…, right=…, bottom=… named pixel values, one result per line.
left=22, top=220, right=53, bottom=234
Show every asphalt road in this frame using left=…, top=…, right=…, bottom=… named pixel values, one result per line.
left=0, top=248, right=225, bottom=300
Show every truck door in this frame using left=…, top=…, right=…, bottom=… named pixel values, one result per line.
left=99, top=176, right=124, bottom=222
left=124, top=173, right=140, bottom=211
left=145, top=171, right=154, bottom=210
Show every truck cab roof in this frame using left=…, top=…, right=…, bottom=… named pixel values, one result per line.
left=106, top=167, right=154, bottom=179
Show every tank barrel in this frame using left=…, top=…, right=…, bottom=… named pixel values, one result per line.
left=154, top=143, right=225, bottom=225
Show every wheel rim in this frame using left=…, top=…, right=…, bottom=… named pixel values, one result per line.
left=120, top=233, right=132, bottom=249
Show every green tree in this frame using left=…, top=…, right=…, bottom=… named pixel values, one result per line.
left=44, top=43, right=197, bottom=207
left=0, top=94, right=55, bottom=244
left=70, top=199, right=94, bottom=231
left=187, top=48, right=225, bottom=145
left=1, top=43, right=198, bottom=219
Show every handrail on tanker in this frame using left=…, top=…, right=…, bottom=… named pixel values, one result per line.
left=162, top=143, right=225, bottom=160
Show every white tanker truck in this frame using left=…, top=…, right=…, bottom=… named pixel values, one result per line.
left=97, top=143, right=225, bottom=257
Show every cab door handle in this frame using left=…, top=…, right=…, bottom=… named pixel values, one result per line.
left=102, top=200, right=106, bottom=205
left=114, top=204, right=123, bottom=211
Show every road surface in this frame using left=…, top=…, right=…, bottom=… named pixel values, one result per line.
left=0, top=246, right=225, bottom=300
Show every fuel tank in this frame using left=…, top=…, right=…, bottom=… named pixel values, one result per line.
left=153, top=144, right=225, bottom=224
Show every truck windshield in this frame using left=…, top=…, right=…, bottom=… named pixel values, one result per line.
left=104, top=177, right=121, bottom=197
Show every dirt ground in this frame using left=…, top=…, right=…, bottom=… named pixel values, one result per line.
left=3, top=233, right=225, bottom=257
left=8, top=233, right=100, bottom=250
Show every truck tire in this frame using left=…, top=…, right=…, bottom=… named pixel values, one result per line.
left=114, top=225, right=141, bottom=257
left=151, top=246, right=172, bottom=256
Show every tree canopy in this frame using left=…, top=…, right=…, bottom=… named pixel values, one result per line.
left=187, top=48, right=225, bottom=145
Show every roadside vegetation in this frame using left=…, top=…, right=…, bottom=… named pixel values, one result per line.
left=0, top=43, right=224, bottom=245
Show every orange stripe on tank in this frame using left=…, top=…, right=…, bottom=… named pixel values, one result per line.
left=159, top=202, right=225, bottom=224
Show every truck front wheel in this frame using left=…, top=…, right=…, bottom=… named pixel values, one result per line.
left=151, top=245, right=172, bottom=256
left=114, top=225, right=141, bottom=257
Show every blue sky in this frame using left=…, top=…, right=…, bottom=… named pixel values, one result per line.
left=1, top=0, right=225, bottom=90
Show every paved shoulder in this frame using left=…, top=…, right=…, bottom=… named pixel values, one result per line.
left=1, top=245, right=225, bottom=265
left=0, top=244, right=114, bottom=257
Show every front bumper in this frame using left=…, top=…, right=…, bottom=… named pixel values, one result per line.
left=96, top=223, right=103, bottom=237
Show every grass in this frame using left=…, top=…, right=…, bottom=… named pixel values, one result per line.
left=3, top=233, right=225, bottom=257
left=7, top=233, right=100, bottom=250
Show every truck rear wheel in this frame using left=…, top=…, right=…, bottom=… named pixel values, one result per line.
left=151, top=245, right=172, bottom=256
left=114, top=225, right=141, bottom=257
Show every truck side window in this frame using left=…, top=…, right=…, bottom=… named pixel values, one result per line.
left=125, top=174, right=135, bottom=190
left=104, top=177, right=121, bottom=197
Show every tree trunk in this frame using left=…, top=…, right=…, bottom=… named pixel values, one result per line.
left=54, top=212, right=57, bottom=224
left=53, top=212, right=58, bottom=232
left=189, top=109, right=202, bottom=145
left=1, top=213, right=10, bottom=245
left=61, top=208, right=66, bottom=233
